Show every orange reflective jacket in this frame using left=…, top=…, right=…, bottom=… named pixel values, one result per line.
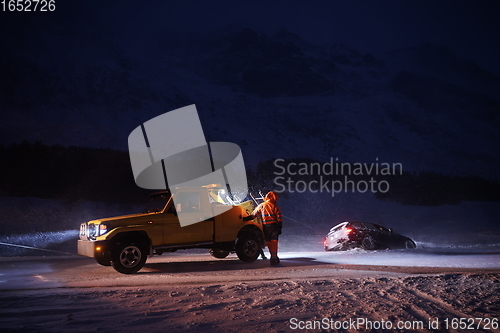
left=252, top=191, right=282, bottom=225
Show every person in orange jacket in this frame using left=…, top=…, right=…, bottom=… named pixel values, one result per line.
left=244, top=191, right=283, bottom=266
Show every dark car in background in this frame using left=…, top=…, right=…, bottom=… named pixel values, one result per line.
left=324, top=221, right=416, bottom=251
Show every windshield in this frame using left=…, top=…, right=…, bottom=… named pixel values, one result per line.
left=208, top=188, right=232, bottom=205
left=142, top=194, right=171, bottom=214
left=374, top=224, right=391, bottom=233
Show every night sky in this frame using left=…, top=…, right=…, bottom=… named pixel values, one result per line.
left=1, top=1, right=499, bottom=171
left=2, top=1, right=500, bottom=72
left=4, top=1, right=499, bottom=68
left=118, top=0, right=500, bottom=75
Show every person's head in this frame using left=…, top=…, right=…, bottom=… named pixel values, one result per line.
left=265, top=191, right=278, bottom=203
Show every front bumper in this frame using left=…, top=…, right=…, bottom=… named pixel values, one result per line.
left=77, top=239, right=108, bottom=258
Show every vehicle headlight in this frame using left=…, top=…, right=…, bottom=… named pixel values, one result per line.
left=87, top=223, right=97, bottom=239
left=85, top=223, right=110, bottom=240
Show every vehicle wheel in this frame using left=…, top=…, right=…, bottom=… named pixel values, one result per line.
left=235, top=233, right=260, bottom=263
left=362, top=236, right=377, bottom=250
left=111, top=244, right=147, bottom=274
left=95, top=252, right=111, bottom=266
left=209, top=248, right=230, bottom=259
left=405, top=239, right=416, bottom=249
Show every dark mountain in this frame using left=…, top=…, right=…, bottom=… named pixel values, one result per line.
left=1, top=27, right=499, bottom=177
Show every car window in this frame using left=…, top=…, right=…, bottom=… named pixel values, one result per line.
left=175, top=192, right=200, bottom=213
left=331, top=225, right=342, bottom=233
left=375, top=224, right=391, bottom=233
left=350, top=222, right=366, bottom=230
left=329, top=223, right=346, bottom=234
left=361, top=222, right=377, bottom=230
left=143, top=194, right=171, bottom=214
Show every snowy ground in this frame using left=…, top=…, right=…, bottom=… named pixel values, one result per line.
left=1, top=194, right=499, bottom=332
left=0, top=248, right=499, bottom=333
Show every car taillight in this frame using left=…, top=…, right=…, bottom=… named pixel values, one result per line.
left=345, top=228, right=353, bottom=233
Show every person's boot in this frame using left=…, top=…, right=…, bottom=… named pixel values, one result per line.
left=268, top=240, right=279, bottom=266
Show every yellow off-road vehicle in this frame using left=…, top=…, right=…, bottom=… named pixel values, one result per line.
left=78, top=185, right=263, bottom=274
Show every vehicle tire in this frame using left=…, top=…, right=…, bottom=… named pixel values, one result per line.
left=95, top=252, right=111, bottom=266
left=111, top=244, right=147, bottom=274
left=405, top=239, right=416, bottom=249
left=209, top=248, right=230, bottom=259
left=235, top=232, right=260, bottom=263
left=362, top=236, right=377, bottom=250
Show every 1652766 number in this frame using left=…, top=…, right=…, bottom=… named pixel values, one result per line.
left=1, top=0, right=56, bottom=11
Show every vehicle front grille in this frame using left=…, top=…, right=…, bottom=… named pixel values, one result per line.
left=79, top=223, right=87, bottom=240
